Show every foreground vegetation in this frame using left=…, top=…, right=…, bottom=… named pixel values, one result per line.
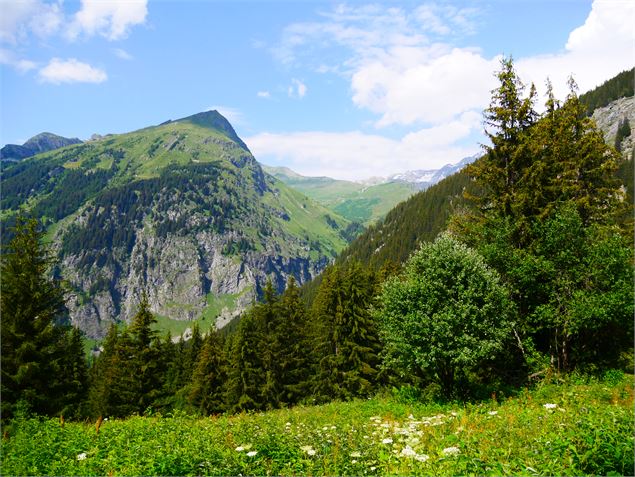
left=2, top=375, right=633, bottom=476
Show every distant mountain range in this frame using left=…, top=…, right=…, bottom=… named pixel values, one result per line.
left=1, top=132, right=82, bottom=162
left=264, top=154, right=478, bottom=225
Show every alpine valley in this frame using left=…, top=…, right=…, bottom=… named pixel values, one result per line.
left=1, top=111, right=354, bottom=339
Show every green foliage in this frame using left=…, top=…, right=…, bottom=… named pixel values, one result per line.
left=340, top=171, right=473, bottom=269
left=614, top=117, right=631, bottom=152
left=2, top=377, right=632, bottom=476
left=578, top=67, right=634, bottom=116
left=311, top=262, right=382, bottom=401
left=377, top=234, right=514, bottom=397
left=1, top=217, right=87, bottom=419
left=189, top=331, right=227, bottom=415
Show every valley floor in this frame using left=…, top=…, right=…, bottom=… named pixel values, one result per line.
left=1, top=375, right=633, bottom=476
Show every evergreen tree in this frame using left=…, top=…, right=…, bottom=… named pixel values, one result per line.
left=277, top=277, right=311, bottom=404
left=189, top=330, right=227, bottom=415
left=311, top=263, right=381, bottom=401
left=225, top=311, right=265, bottom=412
left=128, top=294, right=161, bottom=413
left=1, top=217, right=87, bottom=419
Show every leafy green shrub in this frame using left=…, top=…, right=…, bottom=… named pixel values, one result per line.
left=376, top=233, right=515, bottom=397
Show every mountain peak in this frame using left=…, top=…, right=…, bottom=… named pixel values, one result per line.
left=1, top=132, right=82, bottom=162
left=175, top=110, right=250, bottom=152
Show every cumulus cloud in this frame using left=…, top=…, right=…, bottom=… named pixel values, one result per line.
left=257, top=90, right=271, bottom=99
left=0, top=48, right=37, bottom=72
left=66, top=0, right=148, bottom=41
left=246, top=112, right=481, bottom=181
left=517, top=0, right=634, bottom=100
left=0, top=0, right=63, bottom=43
left=38, top=57, right=107, bottom=84
left=288, top=78, right=307, bottom=99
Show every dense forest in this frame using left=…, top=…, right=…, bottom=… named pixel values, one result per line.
left=1, top=59, right=633, bottom=423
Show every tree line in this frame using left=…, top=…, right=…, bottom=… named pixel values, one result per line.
left=1, top=58, right=632, bottom=423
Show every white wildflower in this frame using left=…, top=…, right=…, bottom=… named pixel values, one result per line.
left=235, top=446, right=244, bottom=452
left=415, top=453, right=430, bottom=462
left=443, top=446, right=460, bottom=456
left=382, top=438, right=393, bottom=444
left=401, top=446, right=417, bottom=457
left=488, top=411, right=498, bottom=416
left=351, top=459, right=358, bottom=464
left=301, top=445, right=316, bottom=456
left=246, top=451, right=257, bottom=457
left=543, top=403, right=557, bottom=409
left=76, top=453, right=87, bottom=461
left=350, top=451, right=362, bottom=458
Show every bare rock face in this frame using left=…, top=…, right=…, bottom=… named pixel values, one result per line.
left=592, top=96, right=635, bottom=157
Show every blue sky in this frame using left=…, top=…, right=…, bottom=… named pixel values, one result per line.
left=1, top=0, right=633, bottom=180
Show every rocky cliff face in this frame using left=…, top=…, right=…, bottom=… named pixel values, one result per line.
left=2, top=111, right=349, bottom=339
left=592, top=96, right=634, bottom=157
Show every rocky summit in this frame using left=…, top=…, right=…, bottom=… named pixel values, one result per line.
left=1, top=111, right=350, bottom=338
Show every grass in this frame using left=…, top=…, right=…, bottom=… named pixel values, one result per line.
left=2, top=375, right=633, bottom=476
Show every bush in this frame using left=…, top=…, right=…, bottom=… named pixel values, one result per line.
left=376, top=234, right=515, bottom=397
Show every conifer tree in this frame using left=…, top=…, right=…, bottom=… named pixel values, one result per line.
left=128, top=294, right=161, bottom=413
left=189, top=330, right=227, bottom=415
left=1, top=217, right=87, bottom=419
left=277, top=277, right=311, bottom=404
left=225, top=311, right=265, bottom=411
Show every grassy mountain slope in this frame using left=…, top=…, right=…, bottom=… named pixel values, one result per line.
left=264, top=165, right=414, bottom=225
left=2, top=376, right=632, bottom=476
left=1, top=111, right=350, bottom=338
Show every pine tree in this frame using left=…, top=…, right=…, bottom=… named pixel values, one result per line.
left=128, top=294, right=161, bottom=414
left=311, top=263, right=381, bottom=401
left=1, top=217, right=87, bottom=419
left=225, top=311, right=265, bottom=412
left=277, top=277, right=311, bottom=404
left=189, top=330, right=227, bottom=415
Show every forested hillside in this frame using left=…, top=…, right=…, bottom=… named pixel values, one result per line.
left=0, top=111, right=350, bottom=338
left=3, top=59, right=631, bottom=430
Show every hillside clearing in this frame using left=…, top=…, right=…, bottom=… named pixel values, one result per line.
left=2, top=375, right=632, bottom=476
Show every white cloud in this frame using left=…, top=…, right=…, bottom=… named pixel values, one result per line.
left=0, top=47, right=37, bottom=72
left=0, top=0, right=63, bottom=44
left=246, top=112, right=481, bottom=181
left=273, top=0, right=632, bottom=130
left=288, top=78, right=307, bottom=99
left=66, top=0, right=147, bottom=41
left=113, top=48, right=133, bottom=60
left=257, top=90, right=271, bottom=99
left=516, top=0, right=635, bottom=101
left=38, top=57, right=107, bottom=84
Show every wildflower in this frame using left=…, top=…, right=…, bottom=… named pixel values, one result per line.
left=350, top=451, right=362, bottom=458
left=301, top=445, right=316, bottom=456
left=401, top=446, right=417, bottom=457
left=370, top=466, right=377, bottom=471
left=543, top=403, right=557, bottom=409
left=246, top=451, right=257, bottom=457
left=351, top=459, right=358, bottom=464
left=285, top=422, right=291, bottom=426
left=77, top=453, right=87, bottom=461
left=382, top=438, right=393, bottom=444
left=415, top=453, right=429, bottom=462
left=235, top=446, right=244, bottom=452
left=450, top=412, right=457, bottom=417
left=488, top=411, right=498, bottom=416
left=442, top=446, right=460, bottom=456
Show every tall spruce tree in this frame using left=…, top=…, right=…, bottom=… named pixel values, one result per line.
left=311, top=263, right=381, bottom=401
left=189, top=330, right=227, bottom=415
left=1, top=217, right=87, bottom=419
